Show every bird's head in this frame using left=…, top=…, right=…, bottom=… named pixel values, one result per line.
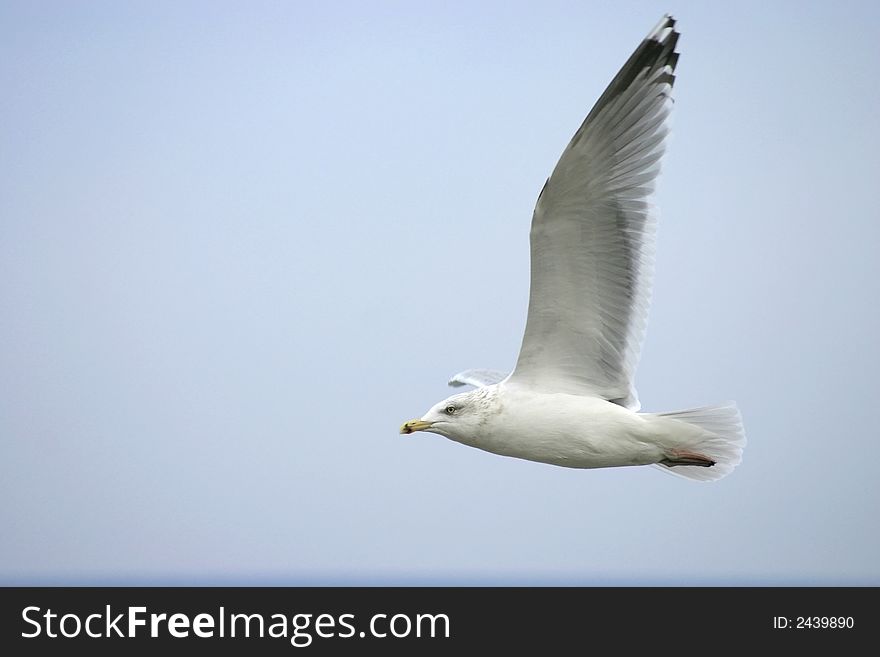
left=400, top=388, right=494, bottom=443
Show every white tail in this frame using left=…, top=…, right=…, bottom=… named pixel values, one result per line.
left=652, top=402, right=746, bottom=482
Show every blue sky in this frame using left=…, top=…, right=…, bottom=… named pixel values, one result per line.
left=2, top=0, right=879, bottom=584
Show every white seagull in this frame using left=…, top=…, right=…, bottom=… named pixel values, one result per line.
left=400, top=16, right=745, bottom=482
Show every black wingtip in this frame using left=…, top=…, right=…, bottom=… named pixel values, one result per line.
left=603, top=15, right=681, bottom=98
left=567, top=15, right=681, bottom=149
left=648, top=14, right=677, bottom=42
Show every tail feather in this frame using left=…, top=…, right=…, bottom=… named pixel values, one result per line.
left=651, top=402, right=746, bottom=482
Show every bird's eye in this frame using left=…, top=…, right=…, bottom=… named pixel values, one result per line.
left=445, top=405, right=456, bottom=414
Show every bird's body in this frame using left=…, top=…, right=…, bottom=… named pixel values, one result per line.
left=400, top=15, right=746, bottom=482
left=438, top=384, right=663, bottom=469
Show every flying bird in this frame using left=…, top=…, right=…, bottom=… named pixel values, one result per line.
left=400, top=16, right=745, bottom=481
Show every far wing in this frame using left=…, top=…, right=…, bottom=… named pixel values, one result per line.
left=448, top=369, right=509, bottom=388
left=509, top=15, right=680, bottom=410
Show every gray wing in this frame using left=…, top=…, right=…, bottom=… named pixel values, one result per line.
left=508, top=15, right=679, bottom=410
left=448, top=369, right=509, bottom=388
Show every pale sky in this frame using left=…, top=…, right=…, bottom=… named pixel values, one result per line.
left=2, top=0, right=879, bottom=584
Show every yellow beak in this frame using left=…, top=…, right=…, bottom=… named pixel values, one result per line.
left=400, top=419, right=433, bottom=435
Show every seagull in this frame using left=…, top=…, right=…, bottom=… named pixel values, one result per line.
left=400, top=15, right=745, bottom=482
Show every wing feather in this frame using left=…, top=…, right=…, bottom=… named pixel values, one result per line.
left=509, top=15, right=680, bottom=410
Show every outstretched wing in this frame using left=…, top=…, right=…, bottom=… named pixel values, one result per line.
left=508, top=15, right=679, bottom=411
